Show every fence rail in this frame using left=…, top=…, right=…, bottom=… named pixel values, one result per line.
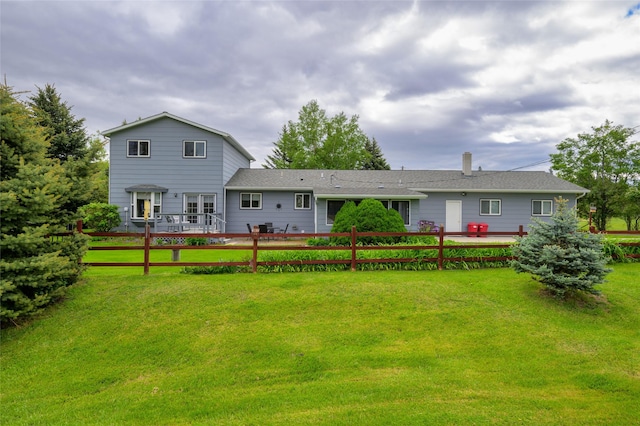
left=66, top=222, right=640, bottom=275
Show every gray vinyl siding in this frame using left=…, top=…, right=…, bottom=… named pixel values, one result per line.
left=222, top=150, right=251, bottom=184
left=109, top=117, right=229, bottom=231
left=225, top=190, right=315, bottom=234
left=417, top=192, right=578, bottom=232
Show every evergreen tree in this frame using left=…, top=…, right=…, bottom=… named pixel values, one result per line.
left=361, top=138, right=390, bottom=170
left=0, top=85, right=88, bottom=326
left=29, top=84, right=107, bottom=214
left=511, top=197, right=611, bottom=298
left=29, top=83, right=88, bottom=162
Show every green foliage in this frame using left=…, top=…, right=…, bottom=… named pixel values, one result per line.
left=79, top=203, right=121, bottom=232
left=182, top=265, right=241, bottom=274
left=361, top=137, right=390, bottom=170
left=512, top=198, right=612, bottom=298
left=305, top=237, right=331, bottom=246
left=550, top=120, right=640, bottom=230
left=620, top=186, right=640, bottom=230
left=185, top=237, right=207, bottom=246
left=330, top=199, right=407, bottom=245
left=29, top=83, right=88, bottom=162
left=263, top=100, right=377, bottom=170
left=1, top=85, right=88, bottom=325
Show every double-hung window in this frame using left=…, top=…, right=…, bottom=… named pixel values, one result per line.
left=480, top=199, right=501, bottom=215
left=532, top=200, right=553, bottom=216
left=183, top=140, right=206, bottom=158
left=295, top=193, right=312, bottom=209
left=127, top=140, right=150, bottom=157
left=240, top=193, right=262, bottom=209
left=131, top=192, right=162, bottom=219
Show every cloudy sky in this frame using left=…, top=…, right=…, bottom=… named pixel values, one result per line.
left=2, top=0, right=639, bottom=171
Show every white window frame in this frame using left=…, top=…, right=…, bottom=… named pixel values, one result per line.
left=532, top=199, right=553, bottom=216
left=127, top=140, right=150, bottom=157
left=326, top=199, right=346, bottom=225
left=183, top=140, right=206, bottom=158
left=480, top=199, right=501, bottom=216
left=390, top=200, right=411, bottom=226
left=130, top=191, right=162, bottom=219
left=240, top=193, right=262, bottom=209
left=295, top=193, right=312, bottom=210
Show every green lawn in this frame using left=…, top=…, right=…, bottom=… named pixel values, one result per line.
left=2, top=266, right=639, bottom=425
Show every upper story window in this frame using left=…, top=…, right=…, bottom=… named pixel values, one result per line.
left=240, top=193, right=262, bottom=209
left=184, top=140, right=206, bottom=158
left=480, top=199, right=501, bottom=215
left=295, top=193, right=312, bottom=209
left=127, top=140, right=150, bottom=157
left=532, top=199, right=553, bottom=216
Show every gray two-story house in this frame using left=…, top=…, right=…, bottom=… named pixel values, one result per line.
left=103, top=112, right=589, bottom=234
left=102, top=112, right=254, bottom=232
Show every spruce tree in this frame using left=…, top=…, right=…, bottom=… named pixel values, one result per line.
left=29, top=83, right=88, bottom=162
left=1, top=85, right=88, bottom=326
left=511, top=197, right=611, bottom=298
left=361, top=138, right=391, bottom=170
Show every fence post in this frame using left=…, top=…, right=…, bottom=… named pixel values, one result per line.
left=76, top=220, right=83, bottom=233
left=438, top=224, right=444, bottom=271
left=251, top=229, right=259, bottom=273
left=144, top=224, right=150, bottom=275
left=518, top=225, right=524, bottom=237
left=351, top=226, right=357, bottom=271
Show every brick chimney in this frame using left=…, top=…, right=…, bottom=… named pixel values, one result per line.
left=462, top=152, right=472, bottom=176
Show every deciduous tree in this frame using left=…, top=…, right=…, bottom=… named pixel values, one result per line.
left=263, top=100, right=379, bottom=170
left=550, top=120, right=640, bottom=230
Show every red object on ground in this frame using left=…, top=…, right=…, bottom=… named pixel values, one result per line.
left=467, top=222, right=478, bottom=237
left=478, top=223, right=488, bottom=237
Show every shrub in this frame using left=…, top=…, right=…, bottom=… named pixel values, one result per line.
left=185, top=237, right=207, bottom=246
left=330, top=199, right=407, bottom=245
left=79, top=203, right=121, bottom=232
left=182, top=265, right=240, bottom=274
left=511, top=198, right=611, bottom=298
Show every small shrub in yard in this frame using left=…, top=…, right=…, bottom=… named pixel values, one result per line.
left=185, top=237, right=207, bottom=246
left=512, top=197, right=611, bottom=298
left=79, top=203, right=121, bottom=232
left=330, top=199, right=407, bottom=245
left=182, top=265, right=241, bottom=274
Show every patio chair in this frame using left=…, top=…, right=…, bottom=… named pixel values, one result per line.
left=279, top=224, right=289, bottom=234
left=247, top=223, right=252, bottom=233
left=165, top=215, right=179, bottom=232
left=265, top=222, right=274, bottom=233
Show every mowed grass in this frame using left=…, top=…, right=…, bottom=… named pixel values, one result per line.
left=1, top=266, right=639, bottom=425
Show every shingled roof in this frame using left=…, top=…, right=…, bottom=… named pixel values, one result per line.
left=225, top=168, right=588, bottom=196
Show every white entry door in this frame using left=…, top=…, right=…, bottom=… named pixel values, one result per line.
left=445, top=200, right=462, bottom=232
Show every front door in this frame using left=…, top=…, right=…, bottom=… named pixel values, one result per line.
left=445, top=200, right=462, bottom=232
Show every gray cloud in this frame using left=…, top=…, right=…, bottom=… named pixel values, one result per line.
left=2, top=1, right=639, bottom=171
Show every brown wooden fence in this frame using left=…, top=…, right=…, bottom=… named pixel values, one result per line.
left=71, top=222, right=640, bottom=275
